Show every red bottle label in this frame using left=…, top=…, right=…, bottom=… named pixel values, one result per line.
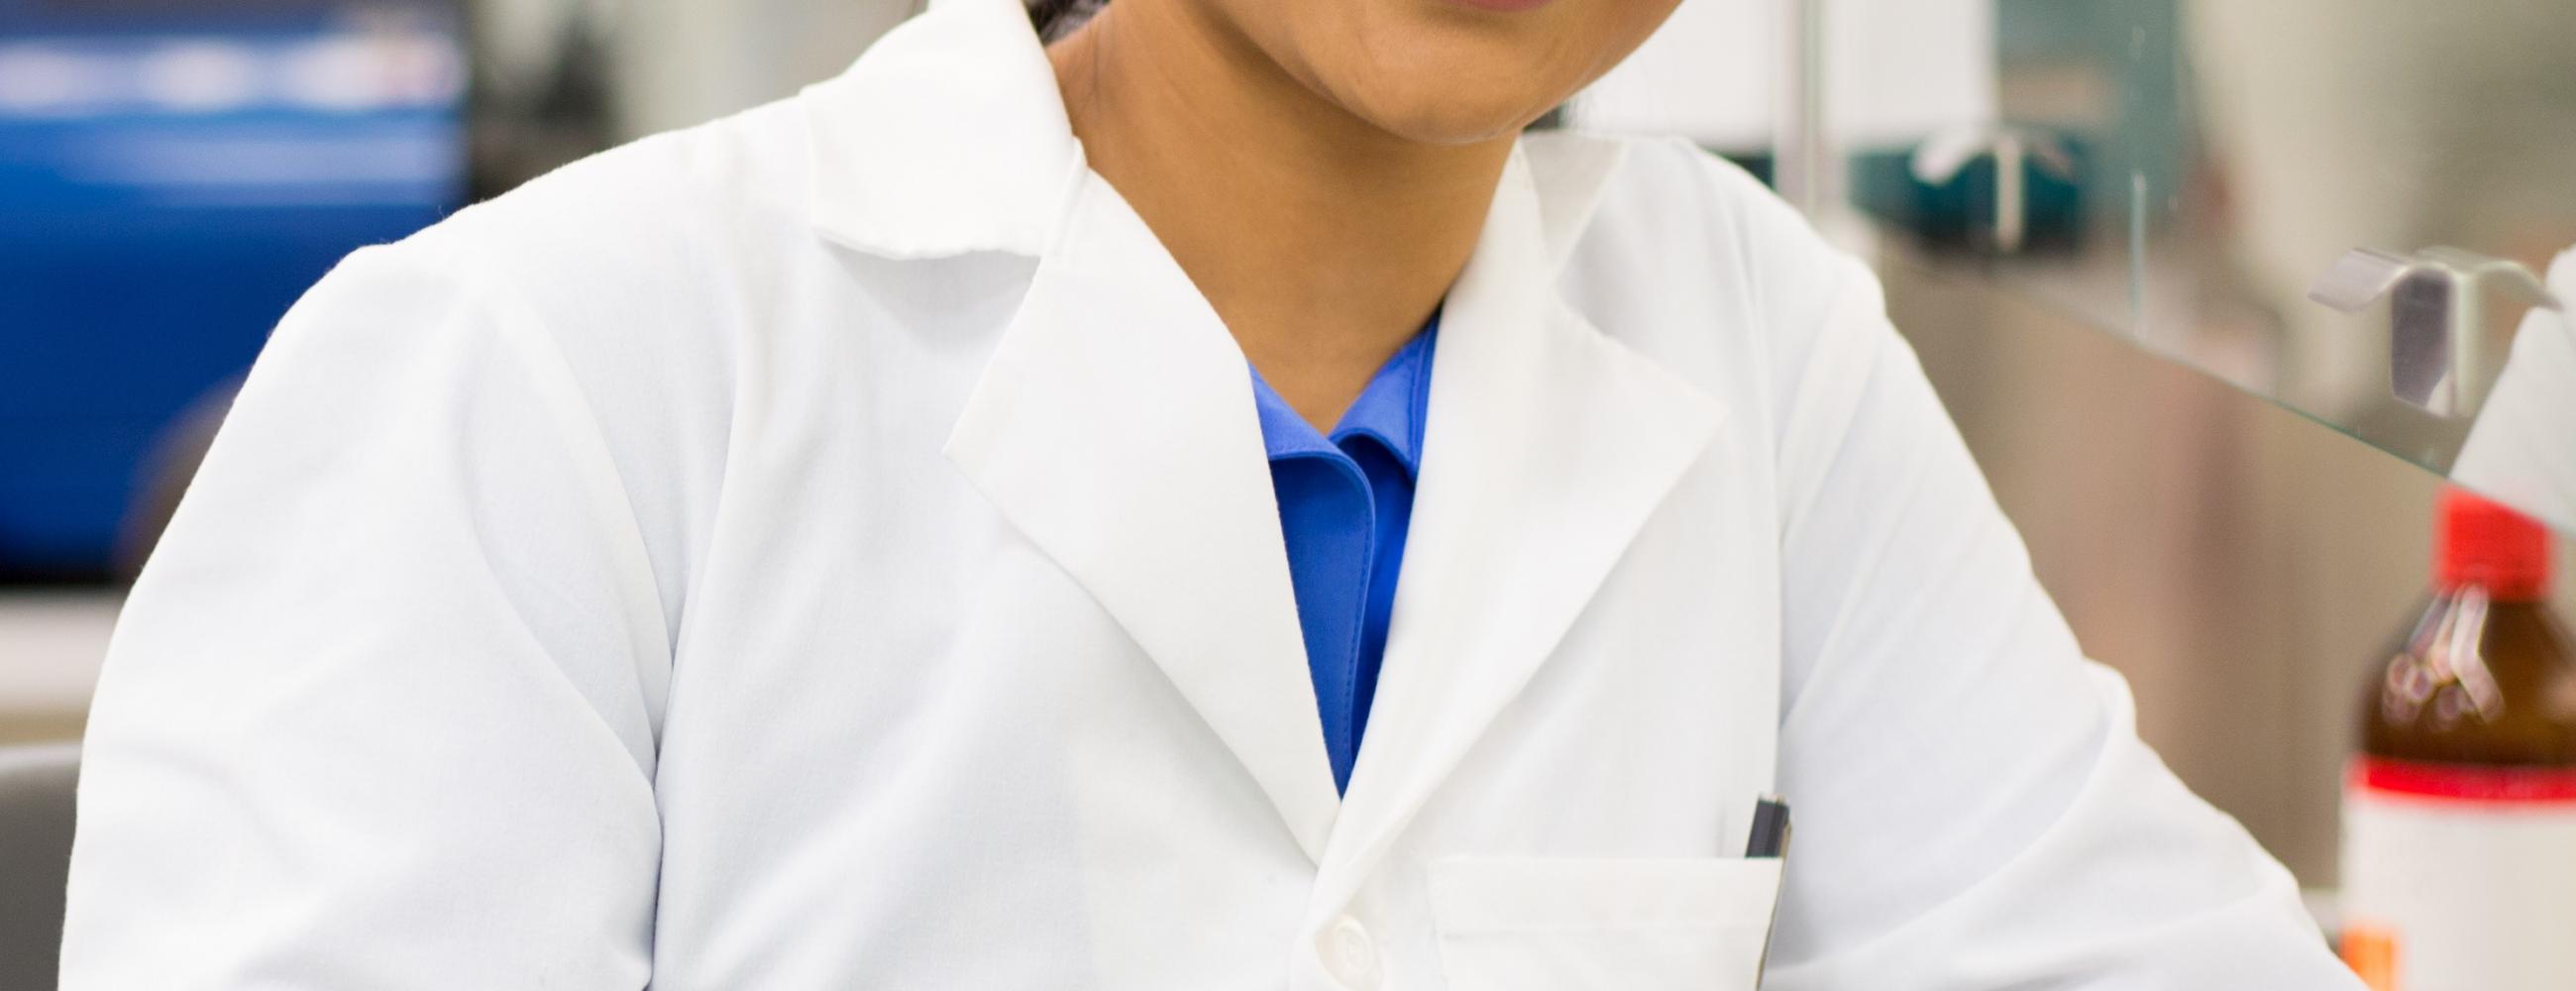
left=2352, top=756, right=2576, bottom=803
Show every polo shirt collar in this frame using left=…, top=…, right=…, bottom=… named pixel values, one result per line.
left=1249, top=316, right=1440, bottom=475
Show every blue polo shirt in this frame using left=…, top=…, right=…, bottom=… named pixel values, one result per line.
left=1247, top=318, right=1437, bottom=794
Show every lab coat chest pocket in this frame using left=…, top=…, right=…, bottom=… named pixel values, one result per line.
left=1428, top=857, right=1781, bottom=991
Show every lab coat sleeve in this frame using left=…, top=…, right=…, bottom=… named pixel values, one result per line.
left=2452, top=246, right=2576, bottom=535
left=58, top=241, right=669, bottom=988
left=1761, top=262, right=2362, bottom=989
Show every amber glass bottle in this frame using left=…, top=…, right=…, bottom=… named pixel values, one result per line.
left=2340, top=488, right=2576, bottom=991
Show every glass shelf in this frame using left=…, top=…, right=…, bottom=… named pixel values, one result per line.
left=1574, top=0, right=2576, bottom=535
left=1840, top=0, right=2576, bottom=532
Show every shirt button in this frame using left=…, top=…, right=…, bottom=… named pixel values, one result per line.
left=1323, top=915, right=1381, bottom=989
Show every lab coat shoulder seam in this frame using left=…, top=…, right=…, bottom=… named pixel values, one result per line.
left=396, top=236, right=685, bottom=745
left=1772, top=264, right=1894, bottom=554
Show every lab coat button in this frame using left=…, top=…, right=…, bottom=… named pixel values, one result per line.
left=1323, top=916, right=1380, bottom=989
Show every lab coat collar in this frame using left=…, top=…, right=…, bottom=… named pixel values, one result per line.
left=797, top=0, right=1633, bottom=266
left=799, top=0, right=1084, bottom=260
left=944, top=166, right=1347, bottom=861
left=1319, top=148, right=1728, bottom=894
left=854, top=0, right=1720, bottom=871
left=944, top=138, right=1724, bottom=870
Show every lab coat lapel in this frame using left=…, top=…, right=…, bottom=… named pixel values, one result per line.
left=1325, top=146, right=1728, bottom=881
left=943, top=170, right=1342, bottom=863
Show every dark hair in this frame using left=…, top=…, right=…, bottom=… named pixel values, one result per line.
left=1027, top=0, right=1107, bottom=42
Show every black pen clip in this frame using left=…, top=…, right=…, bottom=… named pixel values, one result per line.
left=1747, top=796, right=1792, bottom=859
left=1747, top=795, right=1791, bottom=987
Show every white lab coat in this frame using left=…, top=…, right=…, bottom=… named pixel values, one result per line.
left=58, top=0, right=2363, bottom=987
left=2456, top=248, right=2576, bottom=536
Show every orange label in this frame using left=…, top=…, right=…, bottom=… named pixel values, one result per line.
left=2340, top=924, right=2398, bottom=991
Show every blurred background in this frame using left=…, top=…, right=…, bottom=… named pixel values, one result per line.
left=5, top=0, right=2576, bottom=983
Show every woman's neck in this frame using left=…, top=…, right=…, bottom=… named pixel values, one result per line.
left=1048, top=0, right=1513, bottom=429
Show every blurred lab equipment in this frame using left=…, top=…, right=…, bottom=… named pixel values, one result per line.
left=2341, top=489, right=2576, bottom=991
left=2306, top=248, right=2559, bottom=420
left=1842, top=0, right=2576, bottom=927
left=0, top=0, right=933, bottom=584
left=1574, top=0, right=1992, bottom=162
left=2187, top=0, right=2576, bottom=422
left=598, top=0, right=914, bottom=140
left=1903, top=121, right=2079, bottom=254
left=1574, top=0, right=2091, bottom=255
left=464, top=0, right=616, bottom=192
left=0, top=0, right=469, bottom=581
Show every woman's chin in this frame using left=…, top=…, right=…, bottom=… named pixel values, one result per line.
left=1337, top=79, right=1559, bottom=147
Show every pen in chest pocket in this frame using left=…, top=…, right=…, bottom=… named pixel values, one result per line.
left=1747, top=795, right=1791, bottom=987
left=1746, top=796, right=1791, bottom=859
